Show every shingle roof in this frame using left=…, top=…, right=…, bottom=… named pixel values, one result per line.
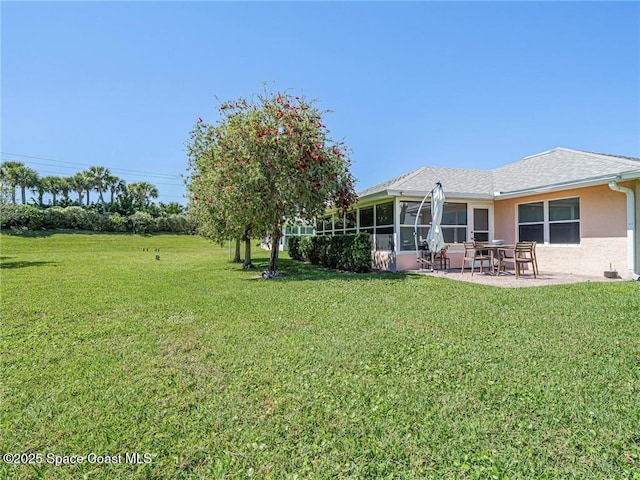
left=357, top=147, right=640, bottom=200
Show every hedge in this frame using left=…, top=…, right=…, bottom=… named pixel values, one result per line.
left=0, top=204, right=195, bottom=234
left=286, top=233, right=371, bottom=273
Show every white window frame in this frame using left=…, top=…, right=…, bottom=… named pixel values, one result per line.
left=517, top=196, right=581, bottom=245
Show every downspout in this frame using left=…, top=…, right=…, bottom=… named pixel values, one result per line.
left=608, top=181, right=639, bottom=280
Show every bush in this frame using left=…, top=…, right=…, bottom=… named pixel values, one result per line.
left=289, top=233, right=371, bottom=273
left=155, top=214, right=195, bottom=233
left=106, top=213, right=127, bottom=232
left=286, top=236, right=304, bottom=261
left=350, top=233, right=373, bottom=273
left=299, top=236, right=318, bottom=265
left=61, top=206, right=90, bottom=229
left=0, top=204, right=194, bottom=234
left=0, top=204, right=43, bottom=230
left=128, top=211, right=156, bottom=234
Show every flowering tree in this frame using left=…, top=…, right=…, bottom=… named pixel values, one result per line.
left=186, top=90, right=357, bottom=277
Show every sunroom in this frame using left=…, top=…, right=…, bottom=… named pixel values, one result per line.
left=315, top=148, right=640, bottom=278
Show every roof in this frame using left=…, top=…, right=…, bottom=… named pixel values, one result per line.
left=357, top=147, right=640, bottom=200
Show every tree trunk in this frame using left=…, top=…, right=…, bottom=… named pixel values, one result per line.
left=265, top=226, right=281, bottom=277
left=21, top=186, right=27, bottom=205
left=233, top=238, right=242, bottom=263
left=242, top=227, right=254, bottom=269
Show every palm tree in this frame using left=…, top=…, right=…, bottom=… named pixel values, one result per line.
left=32, top=178, right=46, bottom=206
left=15, top=165, right=39, bottom=205
left=87, top=166, right=111, bottom=212
left=59, top=177, right=73, bottom=206
left=59, top=177, right=72, bottom=204
left=41, top=176, right=63, bottom=206
left=80, top=169, right=94, bottom=206
left=0, top=161, right=23, bottom=204
left=128, top=181, right=159, bottom=210
left=104, top=174, right=124, bottom=206
left=70, top=172, right=87, bottom=207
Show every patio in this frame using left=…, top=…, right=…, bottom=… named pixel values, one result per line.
left=409, top=268, right=627, bottom=288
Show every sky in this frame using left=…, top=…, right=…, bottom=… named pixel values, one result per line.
left=2, top=1, right=639, bottom=205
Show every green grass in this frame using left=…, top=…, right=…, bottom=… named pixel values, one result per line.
left=1, top=231, right=639, bottom=479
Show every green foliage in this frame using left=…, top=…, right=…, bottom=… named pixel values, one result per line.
left=1, top=233, right=639, bottom=479
left=105, top=213, right=128, bottom=232
left=186, top=89, right=357, bottom=273
left=127, top=211, right=157, bottom=234
left=1, top=205, right=192, bottom=233
left=0, top=203, right=43, bottom=229
left=287, top=233, right=372, bottom=272
left=286, top=235, right=303, bottom=261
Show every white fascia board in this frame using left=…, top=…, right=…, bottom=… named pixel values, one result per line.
left=494, top=174, right=628, bottom=200
left=387, top=189, right=494, bottom=200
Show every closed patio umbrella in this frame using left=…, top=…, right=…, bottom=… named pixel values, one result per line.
left=426, top=183, right=445, bottom=269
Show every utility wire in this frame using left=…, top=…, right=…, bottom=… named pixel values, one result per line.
left=1, top=152, right=184, bottom=180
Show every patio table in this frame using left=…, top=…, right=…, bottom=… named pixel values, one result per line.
left=477, top=244, right=515, bottom=275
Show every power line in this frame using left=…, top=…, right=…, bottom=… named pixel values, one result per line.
left=1, top=152, right=184, bottom=180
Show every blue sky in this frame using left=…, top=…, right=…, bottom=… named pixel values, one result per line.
left=2, top=1, right=639, bottom=205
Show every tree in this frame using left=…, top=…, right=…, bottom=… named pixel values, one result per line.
left=105, top=175, right=124, bottom=207
left=86, top=166, right=111, bottom=213
left=14, top=165, right=40, bottom=205
left=0, top=161, right=24, bottom=204
left=40, top=176, right=63, bottom=206
left=186, top=117, right=257, bottom=269
left=32, top=178, right=46, bottom=206
left=59, top=177, right=72, bottom=205
left=81, top=169, right=95, bottom=206
left=186, top=90, right=357, bottom=277
left=128, top=181, right=158, bottom=210
left=70, top=172, right=88, bottom=207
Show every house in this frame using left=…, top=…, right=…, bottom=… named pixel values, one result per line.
left=316, top=148, right=640, bottom=279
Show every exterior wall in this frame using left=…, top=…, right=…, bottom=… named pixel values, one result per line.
left=372, top=251, right=396, bottom=271
left=635, top=180, right=640, bottom=274
left=494, top=183, right=631, bottom=278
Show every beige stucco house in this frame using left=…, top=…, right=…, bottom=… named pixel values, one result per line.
left=316, top=148, right=640, bottom=279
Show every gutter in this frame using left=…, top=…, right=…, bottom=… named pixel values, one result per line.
left=608, top=181, right=640, bottom=281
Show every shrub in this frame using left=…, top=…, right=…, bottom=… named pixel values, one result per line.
left=286, top=236, right=303, bottom=261
left=288, top=233, right=371, bottom=273
left=62, top=206, right=90, bottom=229
left=106, top=213, right=127, bottom=232
left=299, top=236, right=317, bottom=265
left=155, top=214, right=194, bottom=233
left=350, top=233, right=372, bottom=273
left=128, top=211, right=156, bottom=234
left=0, top=204, right=43, bottom=230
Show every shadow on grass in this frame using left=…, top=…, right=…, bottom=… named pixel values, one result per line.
left=241, top=258, right=409, bottom=282
left=0, top=260, right=58, bottom=269
left=0, top=229, right=194, bottom=238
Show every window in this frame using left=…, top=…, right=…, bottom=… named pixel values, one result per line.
left=399, top=201, right=467, bottom=250
left=549, top=197, right=580, bottom=244
left=442, top=203, right=467, bottom=244
left=374, top=202, right=394, bottom=251
left=518, top=202, right=544, bottom=243
left=345, top=211, right=357, bottom=233
left=518, top=197, right=580, bottom=244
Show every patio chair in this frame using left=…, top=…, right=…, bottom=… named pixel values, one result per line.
left=524, top=241, right=539, bottom=276
left=461, top=241, right=492, bottom=275
left=514, top=242, right=537, bottom=278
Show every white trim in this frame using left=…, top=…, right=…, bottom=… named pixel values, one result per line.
left=608, top=181, right=639, bottom=280
left=516, top=196, right=581, bottom=245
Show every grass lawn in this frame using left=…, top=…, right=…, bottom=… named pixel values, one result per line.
left=1, top=231, right=639, bottom=479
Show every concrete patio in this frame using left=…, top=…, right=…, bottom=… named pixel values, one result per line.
left=409, top=268, right=629, bottom=288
